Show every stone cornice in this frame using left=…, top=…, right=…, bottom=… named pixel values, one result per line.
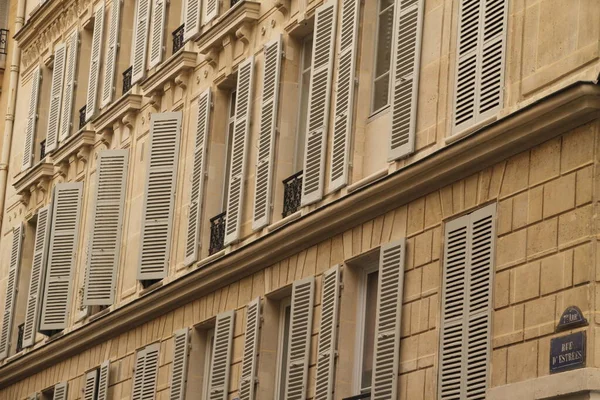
left=93, top=94, right=143, bottom=133
left=140, top=51, right=198, bottom=96
left=0, top=82, right=599, bottom=388
left=12, top=162, right=54, bottom=199
left=51, top=129, right=96, bottom=167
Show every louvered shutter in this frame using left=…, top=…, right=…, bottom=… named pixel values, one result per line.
left=224, top=57, right=254, bottom=245
left=83, top=369, right=99, bottom=400
left=252, top=36, right=282, bottom=230
left=53, top=382, right=68, bottom=400
left=143, top=343, right=160, bottom=400
left=22, top=66, right=41, bottom=170
left=208, top=310, right=235, bottom=400
left=84, top=150, right=129, bottom=306
left=132, top=348, right=147, bottom=400
left=301, top=3, right=337, bottom=206
left=0, top=225, right=24, bottom=360
left=169, top=328, right=190, bottom=400
left=27, top=393, right=39, bottom=400
left=371, top=239, right=405, bottom=400
left=45, top=44, right=66, bottom=154
left=388, top=0, right=424, bottom=161
left=101, top=0, right=122, bottom=107
left=131, top=0, right=151, bottom=84
left=328, top=0, right=359, bottom=191
left=184, top=0, right=201, bottom=40
left=149, top=0, right=166, bottom=69
left=139, top=113, right=182, bottom=280
left=98, top=360, right=110, bottom=400
left=184, top=90, right=211, bottom=266
left=203, top=0, right=218, bottom=25
left=284, top=276, right=315, bottom=400
left=39, top=182, right=83, bottom=332
left=22, top=205, right=52, bottom=348
left=60, top=30, right=79, bottom=142
left=85, top=4, right=105, bottom=122
left=239, top=298, right=261, bottom=400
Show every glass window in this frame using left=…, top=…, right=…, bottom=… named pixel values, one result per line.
left=294, top=36, right=314, bottom=172
left=202, top=328, right=215, bottom=400
left=359, top=269, right=379, bottom=393
left=275, top=297, right=292, bottom=398
left=371, top=0, right=394, bottom=114
left=222, top=90, right=236, bottom=211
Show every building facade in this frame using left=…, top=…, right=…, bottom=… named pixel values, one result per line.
left=0, top=0, right=599, bottom=399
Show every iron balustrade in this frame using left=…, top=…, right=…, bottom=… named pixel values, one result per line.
left=0, top=29, right=8, bottom=55
left=172, top=24, right=185, bottom=54
left=122, top=66, right=133, bottom=95
left=282, top=170, right=303, bottom=217
left=79, top=105, right=87, bottom=129
left=209, top=211, right=226, bottom=255
left=40, top=139, right=46, bottom=160
left=16, top=323, right=24, bottom=353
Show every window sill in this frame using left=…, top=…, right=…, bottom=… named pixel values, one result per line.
left=51, top=129, right=95, bottom=169
left=445, top=115, right=498, bottom=145
left=140, top=50, right=198, bottom=97
left=12, top=160, right=54, bottom=205
left=93, top=92, right=144, bottom=134
left=367, top=105, right=390, bottom=122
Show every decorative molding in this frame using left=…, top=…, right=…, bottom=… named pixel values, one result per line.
left=275, top=0, right=290, bottom=18
left=140, top=51, right=196, bottom=96
left=12, top=162, right=54, bottom=200
left=52, top=130, right=96, bottom=167
left=204, top=48, right=219, bottom=69
left=235, top=22, right=251, bottom=49
left=100, top=129, right=113, bottom=147
left=93, top=94, right=143, bottom=133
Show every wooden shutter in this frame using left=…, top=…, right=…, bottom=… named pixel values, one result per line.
left=139, top=112, right=182, bottom=280
left=45, top=44, right=66, bottom=154
left=239, top=298, right=261, bottom=400
left=39, top=182, right=83, bottom=332
left=101, top=0, right=122, bottom=107
left=184, top=89, right=211, bottom=266
left=22, top=66, right=41, bottom=170
left=388, top=0, right=424, bottom=161
left=0, top=225, right=24, bottom=360
left=285, top=276, right=315, bottom=400
left=203, top=0, right=218, bottom=25
left=252, top=36, right=282, bottom=230
left=149, top=0, right=167, bottom=69
left=54, top=382, right=68, bottom=400
left=85, top=4, right=105, bottom=122
left=184, top=0, right=201, bottom=41
left=131, top=0, right=151, bottom=84
left=208, top=310, right=235, bottom=400
left=60, top=29, right=79, bottom=142
left=132, top=348, right=147, bottom=400
left=169, top=328, right=190, bottom=400
left=22, top=205, right=52, bottom=348
left=224, top=57, right=254, bottom=245
left=301, top=2, right=337, bottom=206
left=371, top=239, right=405, bottom=400
left=98, top=360, right=110, bottom=400
left=143, top=343, right=161, bottom=400
left=84, top=150, right=129, bottom=306
left=83, top=369, right=99, bottom=400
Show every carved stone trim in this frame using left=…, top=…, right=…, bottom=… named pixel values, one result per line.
left=140, top=50, right=197, bottom=96
left=52, top=130, right=96, bottom=167
left=93, top=93, right=143, bottom=133
left=12, top=162, right=54, bottom=199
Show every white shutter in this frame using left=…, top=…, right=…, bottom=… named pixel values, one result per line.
left=203, top=0, right=218, bottom=25
left=53, top=382, right=68, bottom=400
left=284, top=276, right=315, bottom=400
left=328, top=0, right=359, bottom=191
left=131, top=0, right=152, bottom=84
left=60, top=30, right=79, bottom=142
left=0, top=225, right=24, bottom=360
left=388, top=0, right=424, bottom=161
left=184, top=0, right=201, bottom=41
left=239, top=298, right=261, bottom=400
left=22, top=205, right=52, bottom=348
left=98, top=360, right=111, bottom=400
left=252, top=36, right=282, bottom=230
left=169, top=328, right=190, bottom=400
left=184, top=89, right=211, bottom=266
left=27, top=393, right=39, bottom=400
left=101, top=0, right=122, bottom=107
left=85, top=4, right=105, bottom=122
left=22, top=66, right=41, bottom=170
left=83, top=369, right=99, bottom=400
left=45, top=44, right=66, bottom=154
left=139, top=112, right=182, bottom=280
left=39, top=182, right=83, bottom=332
left=143, top=343, right=161, bottom=400
left=371, top=239, right=405, bottom=400
left=224, top=57, right=254, bottom=245
left=149, top=0, right=167, bottom=69
left=132, top=348, right=147, bottom=400
left=301, top=2, right=337, bottom=206
left=84, top=150, right=129, bottom=306
left=208, top=310, right=235, bottom=400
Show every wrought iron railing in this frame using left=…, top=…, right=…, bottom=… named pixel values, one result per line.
left=16, top=323, right=24, bottom=353
left=79, top=105, right=87, bottom=129
left=172, top=24, right=185, bottom=54
left=0, top=29, right=8, bottom=55
left=209, top=211, right=226, bottom=255
left=230, top=0, right=242, bottom=7
left=40, top=140, right=46, bottom=159
left=342, top=393, right=371, bottom=400
left=282, top=170, right=302, bottom=217
left=122, top=66, right=133, bottom=95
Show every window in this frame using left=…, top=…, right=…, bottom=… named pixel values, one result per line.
left=222, top=90, right=236, bottom=211
left=202, top=328, right=215, bottom=400
left=357, top=268, right=379, bottom=393
left=275, top=297, right=291, bottom=399
left=371, top=0, right=394, bottom=114
left=294, top=36, right=313, bottom=172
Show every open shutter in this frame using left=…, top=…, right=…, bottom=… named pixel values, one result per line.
left=301, top=2, right=337, bottom=206
left=101, top=0, right=122, bottom=107
left=0, top=225, right=24, bottom=360
left=139, top=112, right=182, bottom=280
left=54, top=382, right=68, bottom=400
left=39, top=182, right=83, bottom=332
left=208, top=310, right=235, bottom=400
left=143, top=343, right=160, bottom=400
left=169, top=328, right=190, bottom=400
left=85, top=4, right=105, bottom=122
left=84, top=150, right=129, bottom=306
left=329, top=0, right=359, bottom=191
left=83, top=369, right=99, bottom=400
left=285, top=276, right=315, bottom=400
left=184, top=89, right=211, bottom=266
left=239, top=298, right=261, bottom=400
left=60, top=29, right=79, bottom=142
left=22, top=66, right=41, bottom=170
left=184, top=0, right=201, bottom=40
left=388, top=0, right=424, bottom=161
left=132, top=348, right=147, bottom=400
left=371, top=239, right=405, bottom=400
left=98, top=360, right=110, bottom=400
left=224, top=57, right=254, bottom=245
left=203, top=0, right=218, bottom=25
left=45, top=44, right=66, bottom=154
left=252, top=36, right=282, bottom=230
left=22, top=205, right=52, bottom=348
left=131, top=0, right=151, bottom=84
left=149, top=0, right=167, bottom=69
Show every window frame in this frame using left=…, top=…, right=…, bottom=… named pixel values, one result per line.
left=293, top=35, right=314, bottom=173
left=201, top=328, right=215, bottom=400
left=221, top=89, right=237, bottom=211
left=274, top=296, right=292, bottom=398
left=370, top=0, right=395, bottom=115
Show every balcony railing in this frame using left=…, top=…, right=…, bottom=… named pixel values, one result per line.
left=230, top=0, right=242, bottom=7
left=0, top=29, right=8, bottom=55
left=79, top=105, right=87, bottom=129
left=122, top=66, right=133, bottom=95
left=209, top=211, right=226, bottom=255
left=172, top=24, right=185, bottom=54
left=40, top=139, right=46, bottom=160
left=282, top=170, right=303, bottom=218
left=16, top=323, right=24, bottom=353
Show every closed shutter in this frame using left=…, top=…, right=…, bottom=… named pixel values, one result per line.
left=98, top=360, right=110, bottom=400
left=132, top=348, right=147, bottom=400
left=0, top=225, right=24, bottom=360
left=183, top=0, right=201, bottom=41
left=301, top=2, right=337, bottom=206
left=83, top=369, right=99, bottom=400
left=22, top=205, right=52, bottom=348
left=184, top=89, right=211, bottom=266
left=22, top=66, right=41, bottom=170
left=53, top=382, right=68, bottom=400
left=60, top=29, right=79, bottom=142
left=224, top=57, right=254, bottom=245
left=203, top=0, right=218, bottom=25
left=329, top=0, right=359, bottom=191
left=45, top=44, right=66, bottom=154
left=239, top=298, right=261, bottom=400
left=84, top=150, right=129, bottom=306
left=285, top=276, right=315, bottom=400
left=39, top=182, right=83, bottom=332
left=131, top=0, right=152, bottom=84
left=388, top=0, right=424, bottom=161
left=208, top=310, right=235, bottom=400
left=169, top=328, right=190, bottom=400
left=371, top=239, right=405, bottom=400
left=149, top=0, right=167, bottom=69
left=143, top=343, right=161, bottom=400
left=252, top=36, right=282, bottom=230
left=101, top=0, right=122, bottom=107
left=85, top=4, right=105, bottom=122
left=139, top=112, right=182, bottom=280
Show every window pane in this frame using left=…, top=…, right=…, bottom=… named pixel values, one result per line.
left=361, top=271, right=379, bottom=390
left=278, top=305, right=292, bottom=398
left=303, top=38, right=314, bottom=70
left=375, top=7, right=394, bottom=77
left=372, top=73, right=390, bottom=113
left=229, top=90, right=237, bottom=118
left=379, top=0, right=394, bottom=12
left=295, top=70, right=311, bottom=170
